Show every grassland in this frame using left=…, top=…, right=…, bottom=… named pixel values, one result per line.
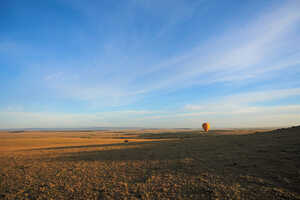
left=0, top=127, right=300, bottom=199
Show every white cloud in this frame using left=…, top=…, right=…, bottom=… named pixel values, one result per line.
left=3, top=0, right=300, bottom=112
left=45, top=72, right=64, bottom=81
left=132, top=105, right=300, bottom=128
left=1, top=94, right=299, bottom=129
left=178, top=88, right=300, bottom=128
left=33, top=0, right=300, bottom=108
left=184, top=88, right=300, bottom=112
left=0, top=112, right=104, bottom=129
left=224, top=88, right=300, bottom=105
left=135, top=0, right=300, bottom=92
left=0, top=109, right=164, bottom=129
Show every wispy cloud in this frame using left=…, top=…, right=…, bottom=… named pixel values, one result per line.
left=178, top=88, right=300, bottom=127
left=134, top=0, right=300, bottom=92
left=6, top=0, right=300, bottom=108
left=0, top=109, right=164, bottom=129
left=1, top=87, right=299, bottom=129
left=184, top=88, right=300, bottom=111
left=1, top=0, right=300, bottom=129
left=130, top=0, right=206, bottom=38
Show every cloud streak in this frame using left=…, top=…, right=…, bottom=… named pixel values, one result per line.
left=2, top=87, right=299, bottom=129
left=1, top=0, right=300, bottom=128
left=8, top=0, right=299, bottom=107
left=134, top=0, right=300, bottom=92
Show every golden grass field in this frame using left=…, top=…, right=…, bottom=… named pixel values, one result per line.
left=0, top=127, right=300, bottom=200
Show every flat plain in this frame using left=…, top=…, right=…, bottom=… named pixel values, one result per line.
left=0, top=127, right=300, bottom=200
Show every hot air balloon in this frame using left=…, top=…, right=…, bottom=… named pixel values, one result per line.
left=202, top=122, right=210, bottom=132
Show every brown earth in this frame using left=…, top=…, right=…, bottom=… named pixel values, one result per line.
left=0, top=127, right=300, bottom=199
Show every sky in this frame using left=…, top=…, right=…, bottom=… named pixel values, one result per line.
left=0, top=0, right=300, bottom=129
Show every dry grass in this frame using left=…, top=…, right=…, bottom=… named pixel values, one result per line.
left=0, top=128, right=300, bottom=199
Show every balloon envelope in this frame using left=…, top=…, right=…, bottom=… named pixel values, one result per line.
left=202, top=122, right=210, bottom=132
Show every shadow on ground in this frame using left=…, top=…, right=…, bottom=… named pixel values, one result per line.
left=1, top=128, right=300, bottom=199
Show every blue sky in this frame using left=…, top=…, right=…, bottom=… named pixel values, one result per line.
left=1, top=0, right=300, bottom=128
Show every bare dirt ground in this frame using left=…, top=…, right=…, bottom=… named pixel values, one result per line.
left=0, top=127, right=300, bottom=200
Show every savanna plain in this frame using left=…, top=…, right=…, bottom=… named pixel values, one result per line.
left=0, top=127, right=300, bottom=200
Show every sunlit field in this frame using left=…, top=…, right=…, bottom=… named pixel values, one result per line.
left=1, top=127, right=300, bottom=199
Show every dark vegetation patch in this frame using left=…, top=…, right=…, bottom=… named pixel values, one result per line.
left=9, top=130, right=25, bottom=133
